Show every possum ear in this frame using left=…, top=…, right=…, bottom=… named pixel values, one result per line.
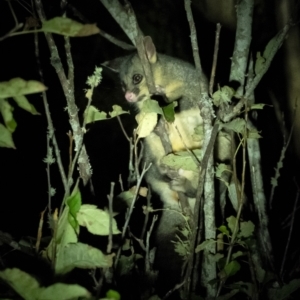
left=144, top=36, right=157, bottom=64
left=101, top=57, right=125, bottom=73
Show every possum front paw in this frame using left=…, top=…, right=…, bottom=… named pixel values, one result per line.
left=169, top=174, right=189, bottom=192
left=163, top=166, right=198, bottom=198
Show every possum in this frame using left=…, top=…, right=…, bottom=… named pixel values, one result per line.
left=103, top=36, right=231, bottom=296
left=104, top=36, right=209, bottom=210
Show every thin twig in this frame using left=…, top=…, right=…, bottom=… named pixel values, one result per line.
left=46, top=135, right=52, bottom=213
left=280, top=180, right=300, bottom=277
left=67, top=4, right=136, bottom=50
left=269, top=108, right=295, bottom=209
left=122, top=164, right=152, bottom=239
left=184, top=122, right=219, bottom=293
left=145, top=215, right=158, bottom=272
left=34, top=0, right=91, bottom=185
left=184, top=1, right=216, bottom=297
left=119, top=174, right=124, bottom=192
left=51, top=208, right=58, bottom=268
left=107, top=182, right=115, bottom=254
left=134, top=132, right=141, bottom=179
left=116, top=115, right=130, bottom=141
left=184, top=0, right=203, bottom=78
left=209, top=23, right=222, bottom=97
left=162, top=281, right=185, bottom=300
left=174, top=124, right=200, bottom=165
left=33, top=12, right=68, bottom=194
left=8, top=0, right=18, bottom=26
left=35, top=207, right=46, bottom=253
left=100, top=0, right=141, bottom=46
left=0, top=0, right=23, bottom=41
left=229, top=0, right=254, bottom=97
left=114, top=163, right=152, bottom=267
left=67, top=131, right=74, bottom=176
left=217, top=105, right=248, bottom=296
left=140, top=188, right=151, bottom=240
left=17, top=0, right=33, bottom=14
left=94, top=269, right=105, bottom=299
left=221, top=23, right=291, bottom=123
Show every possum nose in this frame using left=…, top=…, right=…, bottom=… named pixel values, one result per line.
left=125, top=91, right=138, bottom=102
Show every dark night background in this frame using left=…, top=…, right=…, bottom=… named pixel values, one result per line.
left=0, top=0, right=300, bottom=298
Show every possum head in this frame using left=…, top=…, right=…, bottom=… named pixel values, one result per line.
left=102, top=37, right=159, bottom=108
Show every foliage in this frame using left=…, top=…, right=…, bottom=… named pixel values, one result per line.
left=0, top=1, right=299, bottom=300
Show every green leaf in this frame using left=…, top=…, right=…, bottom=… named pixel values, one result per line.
left=212, top=253, right=224, bottom=263
left=172, top=236, right=190, bottom=258
left=42, top=17, right=100, bottom=37
left=255, top=52, right=266, bottom=75
left=39, top=283, right=91, bottom=300
left=46, top=204, right=78, bottom=263
left=55, top=242, right=113, bottom=274
left=0, top=268, right=91, bottom=300
left=238, top=220, right=255, bottom=238
left=263, top=36, right=277, bottom=59
left=0, top=100, right=17, bottom=132
left=219, top=260, right=241, bottom=279
left=228, top=281, right=254, bottom=297
left=180, top=225, right=190, bottom=238
left=136, top=111, right=157, bottom=138
left=161, top=150, right=202, bottom=172
left=212, top=86, right=235, bottom=106
left=218, top=225, right=230, bottom=237
left=214, top=289, right=239, bottom=300
left=67, top=185, right=81, bottom=230
left=140, top=99, right=163, bottom=114
left=195, top=239, right=216, bottom=253
left=116, top=254, right=135, bottom=277
left=192, top=125, right=204, bottom=142
left=247, top=129, right=262, bottom=139
left=86, top=66, right=103, bottom=87
left=268, top=278, right=300, bottom=300
left=0, top=78, right=47, bottom=98
left=46, top=218, right=78, bottom=263
left=109, top=104, right=129, bottom=118
left=249, top=103, right=267, bottom=110
left=217, top=257, right=227, bottom=270
left=77, top=204, right=121, bottom=235
left=85, top=105, right=108, bottom=124
left=106, top=289, right=121, bottom=300
left=220, top=118, right=246, bottom=134
left=255, top=36, right=277, bottom=75
left=271, top=176, right=278, bottom=186
left=231, top=251, right=245, bottom=260
left=162, top=102, right=176, bottom=122
left=0, top=123, right=15, bottom=148
left=116, top=254, right=143, bottom=277
left=226, top=216, right=238, bottom=234
left=117, top=190, right=135, bottom=207
left=13, top=95, right=40, bottom=115
left=215, top=163, right=231, bottom=185
left=0, top=268, right=40, bottom=300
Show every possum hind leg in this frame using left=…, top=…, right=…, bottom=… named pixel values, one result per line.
left=145, top=165, right=191, bottom=296
left=152, top=185, right=190, bottom=297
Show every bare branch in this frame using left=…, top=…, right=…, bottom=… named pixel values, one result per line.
left=100, top=0, right=141, bottom=45
left=34, top=0, right=92, bottom=186
left=229, top=0, right=254, bottom=98
left=107, top=182, right=115, bottom=254
left=209, top=23, right=222, bottom=97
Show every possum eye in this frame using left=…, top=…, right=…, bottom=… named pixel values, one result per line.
left=132, top=74, right=143, bottom=85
